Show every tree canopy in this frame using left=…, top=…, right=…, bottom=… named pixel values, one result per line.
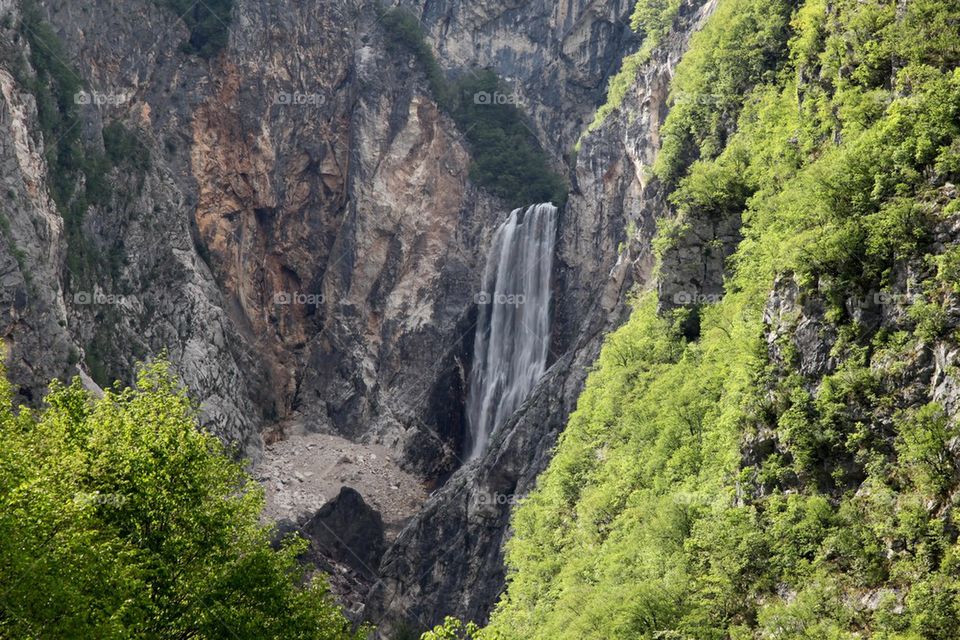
left=0, top=360, right=365, bottom=639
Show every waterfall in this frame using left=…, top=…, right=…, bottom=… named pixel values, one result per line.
left=465, top=202, right=558, bottom=460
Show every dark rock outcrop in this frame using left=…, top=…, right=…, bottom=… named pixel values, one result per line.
left=302, top=486, right=388, bottom=581
left=274, top=486, right=388, bottom=619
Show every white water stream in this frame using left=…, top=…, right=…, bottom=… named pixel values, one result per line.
left=465, top=202, right=557, bottom=460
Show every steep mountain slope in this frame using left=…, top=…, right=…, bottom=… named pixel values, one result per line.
left=11, top=0, right=522, bottom=471
left=480, top=0, right=960, bottom=637
left=8, top=0, right=958, bottom=636
left=0, top=0, right=693, bottom=632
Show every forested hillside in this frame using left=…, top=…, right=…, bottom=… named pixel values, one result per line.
left=472, top=0, right=960, bottom=636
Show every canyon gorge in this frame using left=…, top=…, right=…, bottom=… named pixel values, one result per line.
left=0, top=0, right=713, bottom=631
left=3, top=0, right=960, bottom=637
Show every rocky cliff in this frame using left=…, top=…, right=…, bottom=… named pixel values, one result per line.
left=1, top=0, right=502, bottom=467
left=0, top=0, right=712, bottom=632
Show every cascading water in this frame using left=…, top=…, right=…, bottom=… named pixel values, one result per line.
left=465, top=202, right=558, bottom=460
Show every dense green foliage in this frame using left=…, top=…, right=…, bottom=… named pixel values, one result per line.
left=153, top=0, right=234, bottom=58
left=654, top=0, right=793, bottom=186
left=477, top=0, right=960, bottom=637
left=0, top=360, right=364, bottom=639
left=451, top=71, right=568, bottom=207
left=422, top=617, right=485, bottom=640
left=380, top=8, right=567, bottom=207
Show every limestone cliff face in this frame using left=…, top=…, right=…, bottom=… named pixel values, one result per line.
left=1, top=0, right=277, bottom=453
left=0, top=65, right=73, bottom=402
left=1, top=0, right=712, bottom=631
left=0, top=0, right=657, bottom=464
left=0, top=0, right=502, bottom=468
left=409, top=0, right=639, bottom=154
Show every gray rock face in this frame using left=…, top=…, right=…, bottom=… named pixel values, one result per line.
left=274, top=485, right=388, bottom=620
left=657, top=210, right=742, bottom=312
left=0, top=65, right=74, bottom=403
left=0, top=0, right=710, bottom=631
left=764, top=275, right=839, bottom=380
left=0, top=0, right=501, bottom=468
left=406, top=0, right=640, bottom=153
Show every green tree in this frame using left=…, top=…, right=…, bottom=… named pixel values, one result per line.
left=154, top=0, right=234, bottom=58
left=0, top=360, right=365, bottom=639
left=421, top=616, right=498, bottom=640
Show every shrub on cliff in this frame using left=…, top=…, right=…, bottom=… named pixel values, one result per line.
left=0, top=360, right=365, bottom=639
left=16, top=7, right=152, bottom=286
left=587, top=0, right=686, bottom=132
left=155, top=0, right=234, bottom=58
